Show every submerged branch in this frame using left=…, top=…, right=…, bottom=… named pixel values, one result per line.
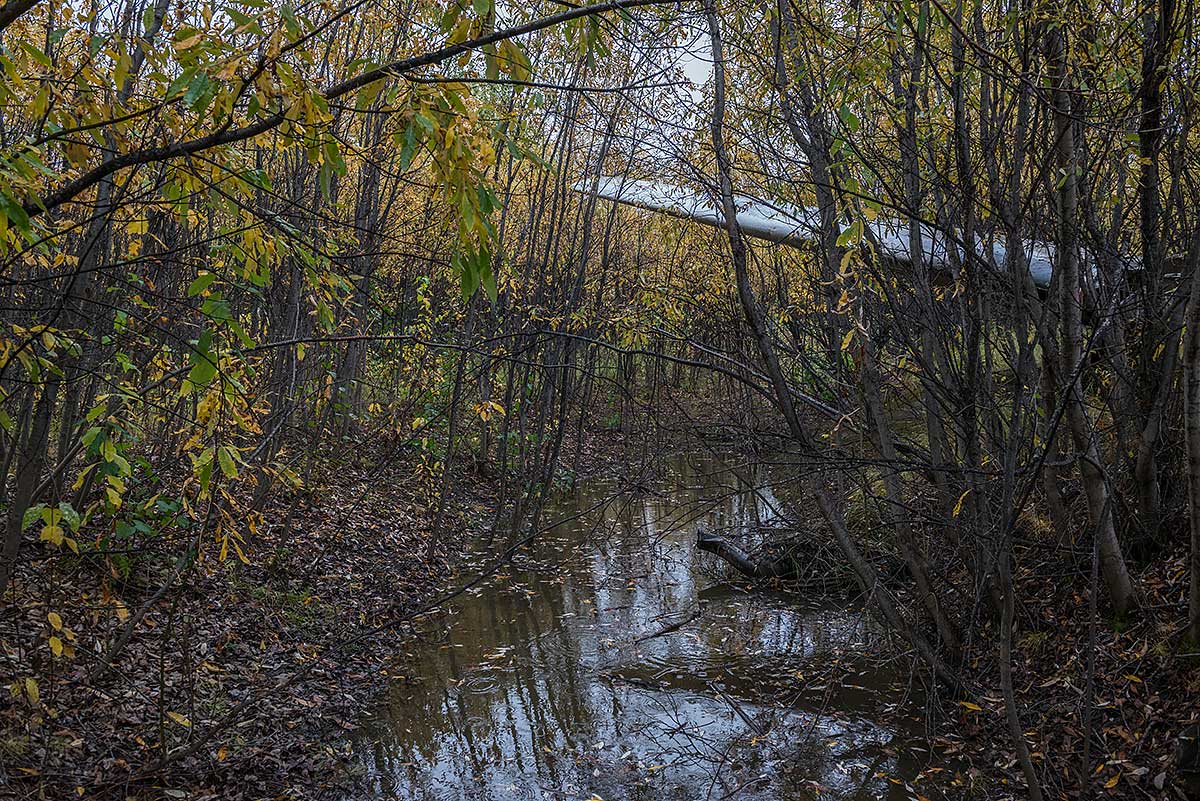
left=695, top=530, right=789, bottom=579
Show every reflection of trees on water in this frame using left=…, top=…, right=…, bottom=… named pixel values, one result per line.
left=349, top=455, right=939, bottom=801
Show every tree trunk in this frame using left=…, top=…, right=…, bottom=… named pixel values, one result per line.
left=0, top=379, right=59, bottom=597
left=1183, top=238, right=1200, bottom=646
left=1048, top=25, right=1137, bottom=618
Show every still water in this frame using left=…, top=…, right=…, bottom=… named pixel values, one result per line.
left=347, top=454, right=952, bottom=800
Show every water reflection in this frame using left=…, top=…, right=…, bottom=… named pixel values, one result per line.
left=348, top=454, right=948, bottom=800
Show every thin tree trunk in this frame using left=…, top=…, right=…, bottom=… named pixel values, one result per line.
left=0, top=379, right=59, bottom=597
left=1182, top=236, right=1200, bottom=645
left=1048, top=24, right=1137, bottom=618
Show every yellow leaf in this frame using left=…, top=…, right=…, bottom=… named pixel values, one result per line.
left=49, top=635, right=63, bottom=657
left=40, top=523, right=64, bottom=546
left=1104, top=773, right=1120, bottom=789
left=47, top=611, right=62, bottom=630
left=24, top=677, right=38, bottom=704
left=839, top=250, right=855, bottom=276
left=174, top=32, right=204, bottom=51
left=166, top=711, right=192, bottom=728
left=217, top=746, right=227, bottom=761
left=841, top=327, right=855, bottom=350
left=1123, top=674, right=1142, bottom=683
left=958, top=701, right=982, bottom=712
left=71, top=464, right=96, bottom=491
left=952, top=490, right=970, bottom=518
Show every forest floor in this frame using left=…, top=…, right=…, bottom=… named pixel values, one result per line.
left=949, top=542, right=1199, bottom=800
left=1, top=438, right=488, bottom=799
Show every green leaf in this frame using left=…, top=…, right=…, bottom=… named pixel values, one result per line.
left=838, top=104, right=860, bottom=133
left=198, top=458, right=213, bottom=493
left=318, top=163, right=332, bottom=200
left=0, top=191, right=31, bottom=234
left=323, top=138, right=346, bottom=176
left=17, top=40, right=53, bottom=68
left=57, top=502, right=81, bottom=532
left=21, top=504, right=47, bottom=532
left=281, top=4, right=300, bottom=37
left=200, top=297, right=231, bottom=322
left=188, top=273, right=217, bottom=297
left=188, top=330, right=218, bottom=387
left=439, top=2, right=462, bottom=31
left=166, top=67, right=198, bottom=99
left=217, top=446, right=238, bottom=479
left=458, top=253, right=479, bottom=301
left=184, top=73, right=212, bottom=109
left=485, top=45, right=499, bottom=81
left=399, top=123, right=417, bottom=171
left=481, top=261, right=497, bottom=303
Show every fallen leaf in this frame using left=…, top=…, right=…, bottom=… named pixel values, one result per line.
left=166, top=711, right=192, bottom=728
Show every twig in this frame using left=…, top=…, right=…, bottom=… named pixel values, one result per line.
left=633, top=608, right=701, bottom=642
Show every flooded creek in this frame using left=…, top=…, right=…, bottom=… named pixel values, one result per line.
left=347, top=454, right=953, bottom=800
